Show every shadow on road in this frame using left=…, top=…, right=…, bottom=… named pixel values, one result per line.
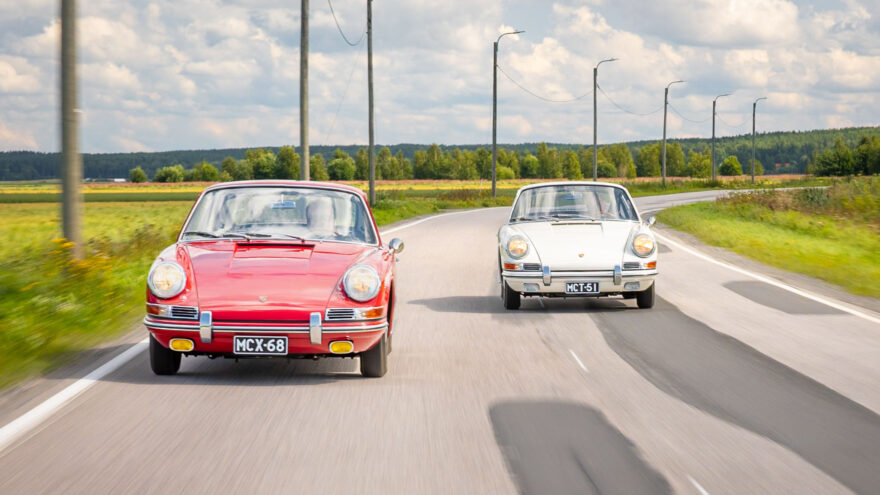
left=408, top=294, right=635, bottom=315
left=591, top=297, right=880, bottom=495
left=489, top=400, right=671, bottom=495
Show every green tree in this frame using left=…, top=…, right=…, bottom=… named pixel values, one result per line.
left=597, top=157, right=616, bottom=178
left=520, top=153, right=540, bottom=178
left=854, top=135, right=880, bottom=175
left=603, top=143, right=636, bottom=178
left=218, top=171, right=233, bottom=182
left=748, top=159, right=765, bottom=176
left=221, top=157, right=240, bottom=181
left=275, top=145, right=300, bottom=179
left=393, top=150, right=413, bottom=180
left=413, top=150, right=430, bottom=179
left=497, top=166, right=515, bottom=180
left=154, top=164, right=185, bottom=182
left=129, top=166, right=147, bottom=183
left=635, top=144, right=661, bottom=177
left=191, top=161, right=219, bottom=181
left=450, top=149, right=478, bottom=180
left=310, top=154, right=329, bottom=181
left=354, top=147, right=370, bottom=180
left=327, top=149, right=356, bottom=180
left=537, top=143, right=562, bottom=178
left=498, top=149, right=520, bottom=178
left=247, top=149, right=276, bottom=179
left=665, top=142, right=686, bottom=176
left=376, top=147, right=394, bottom=180
left=720, top=155, right=743, bottom=176
left=474, top=148, right=491, bottom=179
left=812, top=138, right=854, bottom=176
left=562, top=150, right=582, bottom=179
left=686, top=150, right=711, bottom=178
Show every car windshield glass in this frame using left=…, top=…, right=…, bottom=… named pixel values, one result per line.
left=510, top=185, right=637, bottom=222
left=183, top=187, right=378, bottom=244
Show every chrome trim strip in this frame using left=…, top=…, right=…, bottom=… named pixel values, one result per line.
left=503, top=270, right=658, bottom=279
left=542, top=265, right=552, bottom=286
left=145, top=317, right=387, bottom=334
left=613, top=265, right=622, bottom=285
left=199, top=311, right=213, bottom=344
left=309, top=312, right=322, bottom=344
left=143, top=318, right=200, bottom=331
left=324, top=307, right=385, bottom=321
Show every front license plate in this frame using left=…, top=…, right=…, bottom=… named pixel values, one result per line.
left=565, top=281, right=599, bottom=294
left=233, top=336, right=288, bottom=356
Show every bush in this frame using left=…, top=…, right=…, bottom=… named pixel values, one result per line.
left=190, top=162, right=219, bottom=182
left=129, top=166, right=147, bottom=183
left=496, top=166, right=515, bottom=180
left=812, top=138, right=855, bottom=176
left=597, top=159, right=617, bottom=178
left=720, top=156, right=743, bottom=176
left=153, top=164, right=185, bottom=183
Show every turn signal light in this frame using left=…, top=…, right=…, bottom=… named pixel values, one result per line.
left=503, top=263, right=520, bottom=270
left=169, top=338, right=194, bottom=352
left=362, top=307, right=385, bottom=319
left=329, top=340, right=354, bottom=354
left=645, top=261, right=657, bottom=269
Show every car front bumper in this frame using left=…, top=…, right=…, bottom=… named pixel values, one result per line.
left=144, top=315, right=386, bottom=355
left=502, top=269, right=657, bottom=295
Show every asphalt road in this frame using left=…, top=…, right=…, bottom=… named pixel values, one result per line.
left=2, top=190, right=880, bottom=494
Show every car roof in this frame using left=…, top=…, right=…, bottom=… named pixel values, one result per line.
left=515, top=181, right=628, bottom=193
left=201, top=180, right=368, bottom=199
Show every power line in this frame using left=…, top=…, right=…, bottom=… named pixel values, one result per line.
left=667, top=102, right=711, bottom=123
left=496, top=64, right=592, bottom=103
left=716, top=114, right=748, bottom=129
left=319, top=50, right=361, bottom=145
left=327, top=0, right=365, bottom=46
left=596, top=83, right=663, bottom=116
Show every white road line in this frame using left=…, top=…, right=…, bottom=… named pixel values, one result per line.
left=0, top=339, right=149, bottom=454
left=568, top=349, right=589, bottom=373
left=654, top=232, right=880, bottom=326
left=0, top=207, right=493, bottom=454
left=688, top=475, right=711, bottom=495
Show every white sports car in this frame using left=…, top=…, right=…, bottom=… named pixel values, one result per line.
left=497, top=182, right=658, bottom=310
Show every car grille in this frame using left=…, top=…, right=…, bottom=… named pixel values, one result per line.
left=325, top=308, right=356, bottom=321
left=522, top=263, right=542, bottom=271
left=623, top=262, right=641, bottom=270
left=170, top=306, right=199, bottom=319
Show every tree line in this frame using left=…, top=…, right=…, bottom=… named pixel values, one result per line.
left=2, top=126, right=878, bottom=181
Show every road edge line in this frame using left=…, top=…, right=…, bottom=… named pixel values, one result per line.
left=0, top=338, right=149, bottom=454
left=654, top=231, right=880, bottom=326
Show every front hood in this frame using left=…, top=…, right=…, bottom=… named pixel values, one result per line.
left=513, top=221, right=636, bottom=271
left=185, top=241, right=373, bottom=322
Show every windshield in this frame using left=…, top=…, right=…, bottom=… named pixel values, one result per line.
left=182, top=186, right=378, bottom=244
left=510, top=184, right=638, bottom=222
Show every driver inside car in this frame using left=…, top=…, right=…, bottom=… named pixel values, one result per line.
left=307, top=196, right=336, bottom=238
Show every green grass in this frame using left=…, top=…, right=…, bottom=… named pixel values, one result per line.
left=658, top=178, right=880, bottom=298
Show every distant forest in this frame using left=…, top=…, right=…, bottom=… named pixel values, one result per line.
left=1, top=125, right=878, bottom=181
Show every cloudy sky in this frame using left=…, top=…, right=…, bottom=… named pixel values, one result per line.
left=0, top=0, right=878, bottom=152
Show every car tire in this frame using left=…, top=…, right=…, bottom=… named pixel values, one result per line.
left=503, top=281, right=521, bottom=310
left=360, top=333, right=388, bottom=378
left=636, top=283, right=655, bottom=309
left=149, top=334, right=181, bottom=375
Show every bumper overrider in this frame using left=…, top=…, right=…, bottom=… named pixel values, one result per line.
left=503, top=265, right=657, bottom=295
left=144, top=312, right=387, bottom=356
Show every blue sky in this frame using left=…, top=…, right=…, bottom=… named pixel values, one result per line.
left=0, top=0, right=878, bottom=152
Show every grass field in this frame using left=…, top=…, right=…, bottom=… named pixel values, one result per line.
left=0, top=175, right=834, bottom=388
left=658, top=177, right=880, bottom=298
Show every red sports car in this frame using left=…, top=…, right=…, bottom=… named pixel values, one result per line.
left=143, top=181, right=403, bottom=377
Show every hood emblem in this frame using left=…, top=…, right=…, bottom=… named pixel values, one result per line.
left=578, top=253, right=584, bottom=258
left=258, top=296, right=268, bottom=303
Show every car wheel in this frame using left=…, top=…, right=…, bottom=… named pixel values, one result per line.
left=149, top=334, right=181, bottom=375
left=503, top=281, right=521, bottom=310
left=636, top=283, right=655, bottom=309
left=360, top=333, right=388, bottom=377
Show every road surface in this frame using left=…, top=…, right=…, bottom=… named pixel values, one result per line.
left=1, top=190, right=879, bottom=494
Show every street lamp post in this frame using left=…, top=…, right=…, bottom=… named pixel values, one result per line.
left=492, top=29, right=523, bottom=198
left=593, top=58, right=617, bottom=181
left=711, top=93, right=730, bottom=181
left=662, top=80, right=684, bottom=187
left=752, top=97, right=767, bottom=184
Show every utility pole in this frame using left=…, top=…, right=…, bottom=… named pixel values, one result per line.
left=367, top=0, right=375, bottom=205
left=60, top=0, right=82, bottom=259
left=662, top=80, right=684, bottom=188
left=491, top=30, right=523, bottom=198
left=752, top=97, right=767, bottom=184
left=711, top=93, right=730, bottom=181
left=593, top=58, right=616, bottom=181
left=300, top=0, right=309, bottom=180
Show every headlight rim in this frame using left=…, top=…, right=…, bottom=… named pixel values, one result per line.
left=506, top=235, right=530, bottom=259
left=632, top=233, right=656, bottom=258
left=147, top=261, right=188, bottom=299
left=342, top=264, right=382, bottom=303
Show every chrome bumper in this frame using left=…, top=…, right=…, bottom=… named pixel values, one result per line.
left=502, top=268, right=657, bottom=294
left=144, top=316, right=388, bottom=344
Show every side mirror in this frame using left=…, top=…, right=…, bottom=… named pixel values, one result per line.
left=645, top=216, right=656, bottom=227
left=388, top=238, right=404, bottom=254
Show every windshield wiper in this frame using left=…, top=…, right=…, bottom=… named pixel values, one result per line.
left=234, top=232, right=311, bottom=243
left=182, top=231, right=220, bottom=238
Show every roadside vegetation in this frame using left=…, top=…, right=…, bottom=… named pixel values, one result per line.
left=658, top=177, right=880, bottom=298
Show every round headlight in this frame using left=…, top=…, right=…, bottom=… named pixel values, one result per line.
left=148, top=262, right=187, bottom=299
left=633, top=234, right=655, bottom=257
left=506, top=236, right=529, bottom=259
left=343, top=265, right=381, bottom=302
